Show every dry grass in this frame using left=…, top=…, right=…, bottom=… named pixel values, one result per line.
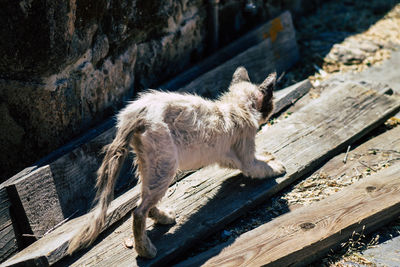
left=322, top=217, right=400, bottom=267
left=280, top=148, right=400, bottom=207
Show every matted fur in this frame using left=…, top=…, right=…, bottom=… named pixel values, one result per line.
left=67, top=67, right=286, bottom=258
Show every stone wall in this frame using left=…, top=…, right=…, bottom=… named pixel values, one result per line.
left=0, top=0, right=206, bottom=181
left=0, top=0, right=322, bottom=181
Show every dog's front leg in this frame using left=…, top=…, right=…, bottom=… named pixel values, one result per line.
left=217, top=150, right=244, bottom=170
left=234, top=138, right=286, bottom=179
left=251, top=152, right=286, bottom=178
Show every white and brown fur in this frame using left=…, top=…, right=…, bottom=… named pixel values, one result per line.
left=67, top=67, right=286, bottom=258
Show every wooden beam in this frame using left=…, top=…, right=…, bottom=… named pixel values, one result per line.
left=0, top=225, right=18, bottom=264
left=1, top=78, right=311, bottom=267
left=0, top=188, right=11, bottom=233
left=0, top=128, right=117, bottom=241
left=0, top=188, right=17, bottom=263
left=190, top=163, right=400, bottom=267
left=178, top=12, right=298, bottom=98
left=161, top=11, right=296, bottom=91
left=273, top=80, right=311, bottom=114
left=45, top=82, right=399, bottom=267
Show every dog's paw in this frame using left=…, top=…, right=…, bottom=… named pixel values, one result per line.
left=149, top=208, right=176, bottom=225
left=136, top=236, right=157, bottom=259
left=245, top=158, right=286, bottom=179
left=258, top=151, right=276, bottom=162
left=268, top=159, right=286, bottom=177
left=154, top=209, right=176, bottom=225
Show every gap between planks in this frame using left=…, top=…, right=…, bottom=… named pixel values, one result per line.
left=188, top=163, right=400, bottom=267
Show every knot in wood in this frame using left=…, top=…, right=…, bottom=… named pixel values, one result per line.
left=366, top=186, right=376, bottom=192
left=299, top=222, right=315, bottom=230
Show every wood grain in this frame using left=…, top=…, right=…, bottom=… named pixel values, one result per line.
left=51, top=82, right=400, bottom=267
left=1, top=128, right=116, bottom=241
left=194, top=163, right=400, bottom=267
left=0, top=225, right=18, bottom=263
left=0, top=188, right=18, bottom=263
left=0, top=188, right=11, bottom=229
left=315, top=125, right=400, bottom=180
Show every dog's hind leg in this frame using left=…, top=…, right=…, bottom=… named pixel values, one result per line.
left=132, top=129, right=178, bottom=258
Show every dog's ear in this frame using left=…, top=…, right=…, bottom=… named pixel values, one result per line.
left=259, top=72, right=276, bottom=99
left=231, top=66, right=250, bottom=84
left=255, top=72, right=276, bottom=121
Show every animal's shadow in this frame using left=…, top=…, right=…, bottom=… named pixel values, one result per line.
left=135, top=168, right=286, bottom=266
left=57, top=164, right=287, bottom=267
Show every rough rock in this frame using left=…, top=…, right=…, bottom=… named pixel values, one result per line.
left=327, top=44, right=367, bottom=64
left=362, top=235, right=400, bottom=266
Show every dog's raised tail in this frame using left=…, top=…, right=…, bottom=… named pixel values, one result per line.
left=67, top=119, right=142, bottom=255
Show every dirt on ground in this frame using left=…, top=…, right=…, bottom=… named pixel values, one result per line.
left=280, top=0, right=400, bottom=88
left=186, top=1, right=400, bottom=265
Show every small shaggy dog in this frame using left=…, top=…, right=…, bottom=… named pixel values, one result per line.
left=68, top=67, right=286, bottom=258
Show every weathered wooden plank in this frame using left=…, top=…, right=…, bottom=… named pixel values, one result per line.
left=0, top=79, right=310, bottom=267
left=161, top=11, right=295, bottom=91
left=314, top=125, right=400, bottom=180
left=0, top=224, right=18, bottom=264
left=1, top=128, right=117, bottom=242
left=178, top=11, right=298, bottom=98
left=190, top=163, right=400, bottom=267
left=273, top=80, right=311, bottom=114
left=177, top=121, right=400, bottom=266
left=0, top=188, right=18, bottom=263
left=0, top=188, right=11, bottom=229
left=0, top=114, right=116, bottom=246
left=8, top=167, right=64, bottom=239
left=52, top=82, right=400, bottom=267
